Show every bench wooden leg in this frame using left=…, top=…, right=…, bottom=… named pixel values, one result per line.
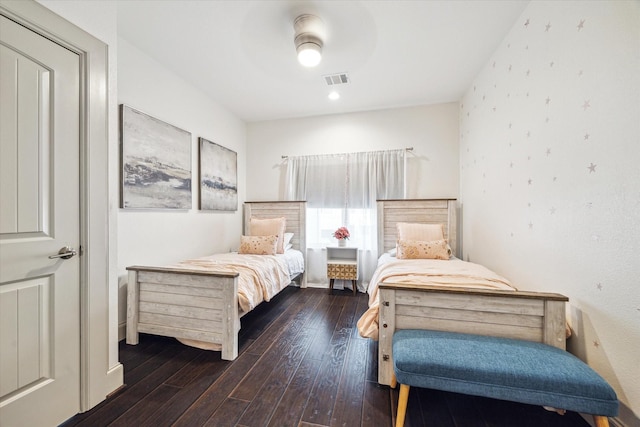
left=594, top=415, right=609, bottom=427
left=396, top=384, right=410, bottom=427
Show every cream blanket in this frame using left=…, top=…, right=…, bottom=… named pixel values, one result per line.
left=357, top=257, right=516, bottom=340
left=175, top=252, right=291, bottom=313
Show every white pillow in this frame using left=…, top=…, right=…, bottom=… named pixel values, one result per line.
left=283, top=232, right=294, bottom=247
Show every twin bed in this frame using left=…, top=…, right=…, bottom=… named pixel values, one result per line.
left=126, top=199, right=568, bottom=387
left=358, top=199, right=568, bottom=386
left=126, top=201, right=306, bottom=360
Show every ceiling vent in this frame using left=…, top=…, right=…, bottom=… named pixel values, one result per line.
left=324, top=73, right=350, bottom=86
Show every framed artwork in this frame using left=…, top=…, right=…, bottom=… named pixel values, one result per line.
left=198, top=137, right=238, bottom=211
left=120, top=105, right=192, bottom=209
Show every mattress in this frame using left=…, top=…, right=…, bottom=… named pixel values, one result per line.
left=357, top=253, right=516, bottom=340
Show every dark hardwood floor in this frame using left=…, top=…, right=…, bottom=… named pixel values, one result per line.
left=62, top=286, right=589, bottom=427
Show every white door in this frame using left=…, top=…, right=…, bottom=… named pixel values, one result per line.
left=0, top=14, right=81, bottom=427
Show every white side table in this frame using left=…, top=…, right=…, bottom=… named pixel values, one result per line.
left=326, top=246, right=358, bottom=295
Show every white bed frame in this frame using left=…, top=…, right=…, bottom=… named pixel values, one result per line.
left=376, top=199, right=568, bottom=385
left=126, top=201, right=306, bottom=360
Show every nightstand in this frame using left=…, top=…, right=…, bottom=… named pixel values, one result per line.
left=326, top=246, right=358, bottom=295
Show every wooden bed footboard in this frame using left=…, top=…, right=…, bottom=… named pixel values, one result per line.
left=126, top=266, right=240, bottom=360
left=377, top=283, right=568, bottom=386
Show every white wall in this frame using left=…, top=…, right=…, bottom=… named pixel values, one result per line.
left=460, top=1, right=640, bottom=424
left=246, top=103, right=459, bottom=201
left=117, top=38, right=247, bottom=330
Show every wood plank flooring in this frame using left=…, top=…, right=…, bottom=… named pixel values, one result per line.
left=62, top=286, right=590, bottom=427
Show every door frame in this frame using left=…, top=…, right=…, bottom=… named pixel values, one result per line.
left=0, top=0, right=123, bottom=413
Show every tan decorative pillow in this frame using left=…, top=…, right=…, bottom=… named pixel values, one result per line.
left=396, top=238, right=452, bottom=260
left=249, top=217, right=286, bottom=253
left=396, top=222, right=445, bottom=242
left=238, top=235, right=278, bottom=255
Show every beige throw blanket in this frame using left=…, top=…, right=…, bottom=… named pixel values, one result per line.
left=175, top=252, right=291, bottom=313
left=357, top=257, right=516, bottom=340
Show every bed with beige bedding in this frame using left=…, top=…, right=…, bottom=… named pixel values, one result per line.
left=126, top=201, right=306, bottom=360
left=358, top=199, right=569, bottom=386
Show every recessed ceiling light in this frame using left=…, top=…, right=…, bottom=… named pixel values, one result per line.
left=328, top=91, right=340, bottom=100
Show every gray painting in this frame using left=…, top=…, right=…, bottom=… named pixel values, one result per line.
left=120, top=105, right=192, bottom=209
left=199, top=138, right=237, bottom=211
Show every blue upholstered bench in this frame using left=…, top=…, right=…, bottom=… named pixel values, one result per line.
left=392, top=329, right=618, bottom=427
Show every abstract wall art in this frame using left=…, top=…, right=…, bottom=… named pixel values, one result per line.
left=198, top=137, right=237, bottom=211
left=120, top=105, right=192, bottom=209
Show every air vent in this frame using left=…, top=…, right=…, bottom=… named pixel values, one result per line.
left=324, top=73, right=350, bottom=86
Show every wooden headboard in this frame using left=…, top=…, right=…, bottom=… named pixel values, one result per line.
left=243, top=201, right=306, bottom=253
left=377, top=199, right=458, bottom=257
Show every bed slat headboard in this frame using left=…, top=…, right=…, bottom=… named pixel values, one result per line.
left=377, top=199, right=458, bottom=257
left=243, top=201, right=306, bottom=252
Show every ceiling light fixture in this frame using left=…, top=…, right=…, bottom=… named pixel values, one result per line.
left=294, top=14, right=324, bottom=67
left=328, top=91, right=340, bottom=100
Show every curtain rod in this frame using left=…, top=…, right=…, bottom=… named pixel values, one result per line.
left=281, top=147, right=413, bottom=160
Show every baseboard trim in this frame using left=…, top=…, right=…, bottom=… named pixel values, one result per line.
left=118, top=322, right=126, bottom=342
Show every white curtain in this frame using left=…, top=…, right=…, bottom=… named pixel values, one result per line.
left=284, top=150, right=405, bottom=290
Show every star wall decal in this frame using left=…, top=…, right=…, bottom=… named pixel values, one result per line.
left=550, top=207, right=556, bottom=214
left=508, top=64, right=512, bottom=72
left=545, top=22, right=552, bottom=32
left=545, top=96, right=551, bottom=105
left=577, top=19, right=586, bottom=31
left=593, top=340, right=599, bottom=348
left=549, top=61, right=554, bottom=68
left=525, top=18, right=530, bottom=28
left=528, top=178, right=533, bottom=185
left=597, top=283, right=603, bottom=290
left=584, top=133, right=590, bottom=140
left=546, top=148, right=551, bottom=156
left=582, top=100, right=591, bottom=110
left=528, top=221, right=534, bottom=229
left=587, top=163, right=597, bottom=173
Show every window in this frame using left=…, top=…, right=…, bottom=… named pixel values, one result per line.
left=285, top=150, right=405, bottom=287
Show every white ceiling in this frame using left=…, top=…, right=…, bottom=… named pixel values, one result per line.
left=116, top=0, right=529, bottom=123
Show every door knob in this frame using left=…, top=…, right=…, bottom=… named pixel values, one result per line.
left=48, top=246, right=77, bottom=260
